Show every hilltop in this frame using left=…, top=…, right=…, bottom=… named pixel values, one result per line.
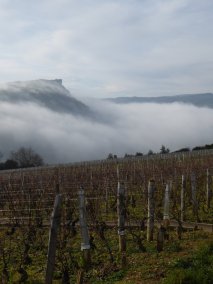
left=0, top=79, right=93, bottom=117
left=107, top=93, right=213, bottom=109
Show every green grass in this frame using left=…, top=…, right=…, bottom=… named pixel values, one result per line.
left=0, top=223, right=212, bottom=283
left=163, top=242, right=213, bottom=284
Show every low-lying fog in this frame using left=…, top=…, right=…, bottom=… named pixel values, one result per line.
left=1, top=98, right=213, bottom=164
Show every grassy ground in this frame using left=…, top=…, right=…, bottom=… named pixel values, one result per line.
left=0, top=226, right=212, bottom=283
left=88, top=230, right=213, bottom=284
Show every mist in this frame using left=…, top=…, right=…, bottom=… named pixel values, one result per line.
left=1, top=97, right=213, bottom=164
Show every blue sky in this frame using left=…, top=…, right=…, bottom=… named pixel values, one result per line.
left=0, top=0, right=213, bottom=98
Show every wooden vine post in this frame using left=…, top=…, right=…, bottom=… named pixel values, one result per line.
left=45, top=194, right=62, bottom=284
left=157, top=182, right=169, bottom=252
left=157, top=225, right=166, bottom=252
left=147, top=180, right=155, bottom=241
left=117, top=181, right=126, bottom=267
left=163, top=183, right=170, bottom=228
left=78, top=187, right=91, bottom=268
left=206, top=169, right=212, bottom=209
left=181, top=175, right=186, bottom=222
left=191, top=172, right=198, bottom=221
left=105, top=184, right=108, bottom=215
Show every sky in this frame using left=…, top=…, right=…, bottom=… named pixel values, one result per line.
left=0, top=0, right=213, bottom=98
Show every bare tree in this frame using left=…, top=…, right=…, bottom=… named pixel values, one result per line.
left=10, top=147, right=44, bottom=168
left=160, top=145, right=170, bottom=154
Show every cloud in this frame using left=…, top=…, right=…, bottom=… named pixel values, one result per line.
left=1, top=96, right=213, bottom=164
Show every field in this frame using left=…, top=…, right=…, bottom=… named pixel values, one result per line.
left=0, top=150, right=212, bottom=283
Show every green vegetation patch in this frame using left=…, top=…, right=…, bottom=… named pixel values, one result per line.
left=163, top=242, right=213, bottom=284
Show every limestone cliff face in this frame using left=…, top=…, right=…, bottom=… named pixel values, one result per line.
left=0, top=79, right=92, bottom=117
left=53, top=79, right=63, bottom=85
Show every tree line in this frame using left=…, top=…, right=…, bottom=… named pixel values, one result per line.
left=107, top=143, right=213, bottom=160
left=107, top=145, right=170, bottom=159
left=0, top=147, right=44, bottom=170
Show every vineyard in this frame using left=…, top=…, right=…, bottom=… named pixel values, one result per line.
left=0, top=150, right=213, bottom=283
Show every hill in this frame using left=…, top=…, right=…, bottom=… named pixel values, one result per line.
left=0, top=79, right=93, bottom=117
left=107, top=93, right=213, bottom=108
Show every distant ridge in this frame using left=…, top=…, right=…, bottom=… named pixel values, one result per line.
left=0, top=79, right=93, bottom=117
left=107, top=93, right=213, bottom=109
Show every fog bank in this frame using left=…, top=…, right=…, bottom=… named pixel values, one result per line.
left=1, top=98, right=213, bottom=163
